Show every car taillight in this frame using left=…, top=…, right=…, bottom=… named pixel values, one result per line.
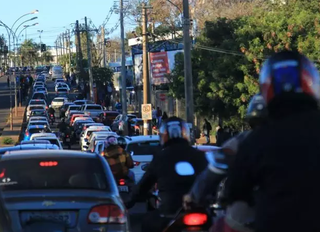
left=134, top=125, right=139, bottom=130
left=183, top=213, right=208, bottom=226
left=119, top=179, right=125, bottom=186
left=87, top=204, right=125, bottom=224
left=51, top=114, right=53, bottom=117
left=66, top=135, right=69, bottom=137
left=0, top=169, right=6, bottom=178
left=101, top=151, right=105, bottom=156
left=25, top=132, right=29, bottom=137
left=133, top=161, right=140, bottom=166
left=46, top=106, right=48, bottom=109
left=40, top=161, right=58, bottom=167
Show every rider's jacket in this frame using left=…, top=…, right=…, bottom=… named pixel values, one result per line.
left=130, top=139, right=207, bottom=215
left=227, top=109, right=320, bottom=232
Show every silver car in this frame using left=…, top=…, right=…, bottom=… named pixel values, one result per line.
left=0, top=150, right=129, bottom=231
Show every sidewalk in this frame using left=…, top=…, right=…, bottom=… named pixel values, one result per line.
left=0, top=107, right=26, bottom=147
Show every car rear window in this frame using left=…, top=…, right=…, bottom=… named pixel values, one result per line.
left=86, top=105, right=102, bottom=110
left=69, top=106, right=81, bottom=110
left=30, top=101, right=45, bottom=105
left=126, top=141, right=161, bottom=155
left=36, top=138, right=59, bottom=146
left=30, top=106, right=43, bottom=110
left=31, top=111, right=45, bottom=116
left=32, top=93, right=45, bottom=99
left=29, top=128, right=46, bottom=134
left=53, top=99, right=65, bottom=102
left=0, top=158, right=109, bottom=191
left=30, top=122, right=47, bottom=126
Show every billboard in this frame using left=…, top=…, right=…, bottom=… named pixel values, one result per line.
left=150, top=52, right=170, bottom=85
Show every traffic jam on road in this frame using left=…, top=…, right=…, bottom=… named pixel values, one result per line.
left=0, top=65, right=222, bottom=232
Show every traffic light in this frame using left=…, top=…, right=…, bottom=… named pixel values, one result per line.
left=40, top=44, right=46, bottom=52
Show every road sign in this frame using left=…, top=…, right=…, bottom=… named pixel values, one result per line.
left=141, top=104, right=152, bottom=120
left=159, top=93, right=166, bottom=101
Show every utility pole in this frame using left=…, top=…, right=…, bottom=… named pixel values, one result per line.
left=75, top=20, right=83, bottom=78
left=68, top=29, right=72, bottom=74
left=62, top=33, right=66, bottom=58
left=183, top=0, right=195, bottom=143
left=85, top=17, right=94, bottom=101
left=120, top=0, right=128, bottom=135
left=59, top=34, right=63, bottom=56
left=55, top=40, right=58, bottom=63
left=101, top=27, right=106, bottom=68
left=141, top=3, right=153, bottom=135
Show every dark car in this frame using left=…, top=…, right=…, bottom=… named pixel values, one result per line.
left=0, top=150, right=128, bottom=231
left=102, top=111, right=120, bottom=126
left=0, top=144, right=59, bottom=155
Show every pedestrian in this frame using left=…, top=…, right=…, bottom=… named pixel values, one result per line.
left=202, top=118, right=212, bottom=144
left=156, top=107, right=162, bottom=127
left=162, top=111, right=168, bottom=120
left=152, top=106, right=157, bottom=127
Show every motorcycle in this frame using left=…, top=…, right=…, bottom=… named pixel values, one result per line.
left=49, top=114, right=55, bottom=125
left=61, top=132, right=72, bottom=149
left=117, top=170, right=135, bottom=202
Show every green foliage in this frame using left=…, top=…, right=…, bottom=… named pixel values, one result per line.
left=169, top=0, right=320, bottom=129
left=81, top=67, right=114, bottom=86
left=2, top=137, right=13, bottom=145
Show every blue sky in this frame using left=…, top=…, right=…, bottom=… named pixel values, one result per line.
left=0, top=0, right=136, bottom=47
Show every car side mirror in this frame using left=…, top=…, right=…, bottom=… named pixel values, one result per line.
left=141, top=163, right=149, bottom=171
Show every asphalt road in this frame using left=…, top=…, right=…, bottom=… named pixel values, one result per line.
left=44, top=79, right=146, bottom=232
left=0, top=76, right=15, bottom=135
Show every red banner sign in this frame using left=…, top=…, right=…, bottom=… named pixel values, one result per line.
left=150, top=52, right=170, bottom=85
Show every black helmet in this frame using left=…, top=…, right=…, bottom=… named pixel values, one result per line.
left=245, top=94, right=267, bottom=128
left=117, top=136, right=127, bottom=149
left=159, top=116, right=190, bottom=146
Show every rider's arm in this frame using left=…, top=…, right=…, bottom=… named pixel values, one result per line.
left=225, top=137, right=259, bottom=204
left=125, top=151, right=134, bottom=169
left=130, top=155, right=158, bottom=202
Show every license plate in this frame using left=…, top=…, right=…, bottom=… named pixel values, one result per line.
left=66, top=138, right=70, bottom=142
left=21, top=211, right=74, bottom=226
left=118, top=186, right=129, bottom=192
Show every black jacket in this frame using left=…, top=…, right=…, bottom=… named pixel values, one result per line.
left=226, top=109, right=320, bottom=232
left=130, top=139, right=208, bottom=214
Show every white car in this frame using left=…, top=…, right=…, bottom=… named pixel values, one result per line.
left=26, top=105, right=47, bottom=120
left=72, top=117, right=93, bottom=128
left=73, top=100, right=93, bottom=106
left=82, top=131, right=116, bottom=151
left=27, top=120, right=50, bottom=129
left=65, top=105, right=82, bottom=118
left=28, top=116, right=48, bottom=123
left=28, top=99, right=47, bottom=108
left=54, top=78, right=65, bottom=86
left=125, top=135, right=161, bottom=183
left=33, top=137, right=63, bottom=150
left=80, top=126, right=112, bottom=149
left=55, top=83, right=70, bottom=92
left=51, top=97, right=68, bottom=109
left=34, top=86, right=48, bottom=96
left=30, top=133, right=57, bottom=140
left=33, top=82, right=44, bottom=89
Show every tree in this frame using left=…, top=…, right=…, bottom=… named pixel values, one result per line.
left=169, top=0, right=320, bottom=129
left=19, top=39, right=40, bottom=66
left=40, top=51, right=54, bottom=64
left=82, top=66, right=114, bottom=86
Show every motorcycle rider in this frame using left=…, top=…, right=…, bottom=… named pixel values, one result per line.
left=57, top=118, right=68, bottom=135
left=103, top=135, right=134, bottom=181
left=126, top=116, right=208, bottom=232
left=47, top=106, right=55, bottom=120
left=226, top=51, right=320, bottom=232
left=183, top=94, right=267, bottom=232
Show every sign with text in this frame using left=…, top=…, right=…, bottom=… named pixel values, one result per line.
left=150, top=52, right=170, bottom=85
left=141, top=104, right=152, bottom=120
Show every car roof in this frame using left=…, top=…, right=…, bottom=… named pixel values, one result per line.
left=193, top=145, right=220, bottom=151
left=86, top=126, right=111, bottom=131
left=125, top=135, right=160, bottom=143
left=28, top=104, right=45, bottom=108
left=85, top=104, right=101, bottom=106
left=0, top=150, right=98, bottom=160
left=20, top=140, right=50, bottom=144
left=53, top=97, right=67, bottom=100
left=34, top=137, right=58, bottom=140
left=0, top=145, right=59, bottom=154
left=31, top=133, right=56, bottom=137
left=30, top=109, right=46, bottom=112
left=28, top=120, right=48, bottom=123
left=29, top=116, right=47, bottom=119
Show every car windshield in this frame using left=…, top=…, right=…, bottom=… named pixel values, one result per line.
left=30, top=101, right=45, bottom=105
left=31, top=111, right=45, bottom=116
left=36, top=138, right=59, bottom=146
left=74, top=101, right=85, bottom=105
left=29, top=128, right=48, bottom=134
left=0, top=158, right=109, bottom=191
left=126, top=141, right=161, bottom=155
left=30, top=122, right=47, bottom=126
left=86, top=105, right=102, bottom=110
left=69, top=106, right=81, bottom=110
left=37, top=88, right=45, bottom=91
left=30, top=106, right=44, bottom=110
left=53, top=98, right=65, bottom=102
left=33, top=93, right=45, bottom=99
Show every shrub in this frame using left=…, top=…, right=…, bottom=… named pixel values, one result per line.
left=2, top=137, right=14, bottom=145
